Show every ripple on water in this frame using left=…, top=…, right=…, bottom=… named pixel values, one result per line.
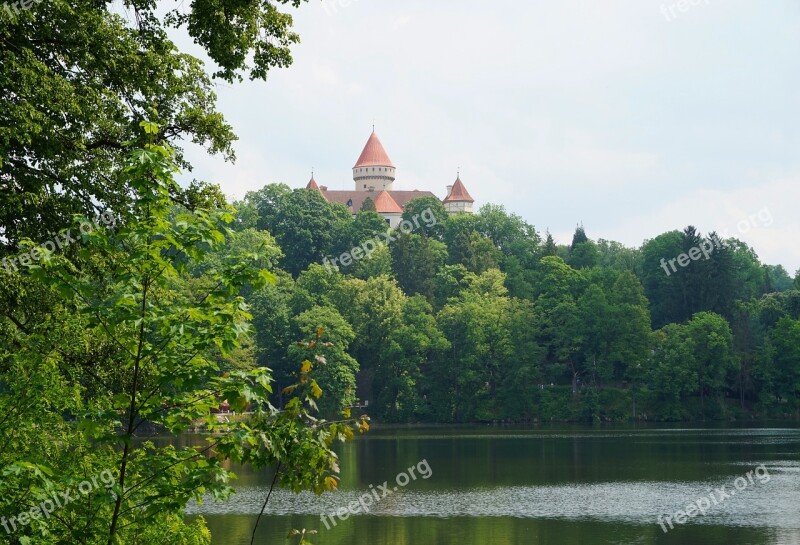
left=185, top=462, right=800, bottom=529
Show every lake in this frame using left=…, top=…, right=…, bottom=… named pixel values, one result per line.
left=184, top=424, right=800, bottom=544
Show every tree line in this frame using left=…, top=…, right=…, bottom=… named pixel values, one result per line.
left=229, top=185, right=800, bottom=423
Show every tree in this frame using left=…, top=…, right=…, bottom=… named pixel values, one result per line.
left=685, top=312, right=736, bottom=417
left=648, top=324, right=699, bottom=419
left=350, top=244, right=393, bottom=279
left=568, top=240, right=599, bottom=269
left=289, top=306, right=360, bottom=417
left=256, top=188, right=351, bottom=276
left=571, top=226, right=588, bottom=248
left=765, top=264, right=794, bottom=292
left=1, top=0, right=310, bottom=247
left=380, top=296, right=449, bottom=421
left=435, top=270, right=514, bottom=421
left=767, top=317, right=800, bottom=412
left=401, top=196, right=448, bottom=239
left=640, top=231, right=686, bottom=327
left=250, top=273, right=297, bottom=403
left=595, top=239, right=641, bottom=274
left=330, top=210, right=387, bottom=268
left=0, top=139, right=362, bottom=543
left=391, top=232, right=448, bottom=300
left=333, top=275, right=405, bottom=375
left=475, top=204, right=540, bottom=265
left=542, top=231, right=558, bottom=257
left=360, top=197, right=376, bottom=212
left=496, top=298, right=545, bottom=419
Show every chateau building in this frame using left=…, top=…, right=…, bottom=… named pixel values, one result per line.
left=306, top=130, right=474, bottom=228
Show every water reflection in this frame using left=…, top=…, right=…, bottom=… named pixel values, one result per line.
left=177, top=425, right=800, bottom=545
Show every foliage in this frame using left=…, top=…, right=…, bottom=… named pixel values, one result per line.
left=0, top=0, right=310, bottom=248
left=0, top=138, right=363, bottom=543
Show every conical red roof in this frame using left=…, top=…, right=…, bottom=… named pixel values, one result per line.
left=306, top=177, right=319, bottom=190
left=443, top=177, right=474, bottom=203
left=372, top=191, right=402, bottom=214
left=354, top=131, right=394, bottom=168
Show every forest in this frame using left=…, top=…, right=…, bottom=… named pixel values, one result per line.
left=2, top=0, right=799, bottom=542
left=225, top=185, right=800, bottom=423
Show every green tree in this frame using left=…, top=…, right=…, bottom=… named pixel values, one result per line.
left=568, top=240, right=599, bottom=269
left=542, top=231, right=558, bottom=257
left=350, top=244, right=394, bottom=279
left=595, top=239, right=641, bottom=274
left=765, top=264, right=794, bottom=292
left=381, top=295, right=449, bottom=421
left=1, top=0, right=310, bottom=246
left=401, top=196, right=448, bottom=239
left=330, top=210, right=387, bottom=268
left=475, top=204, right=540, bottom=265
left=648, top=324, right=699, bottom=419
left=289, top=306, right=360, bottom=417
left=640, top=230, right=686, bottom=327
left=391, top=232, right=448, bottom=300
left=0, top=140, right=361, bottom=543
left=360, top=197, right=376, bottom=212
left=767, top=317, right=800, bottom=412
left=685, top=311, right=736, bottom=417
left=435, top=270, right=514, bottom=421
left=256, top=188, right=351, bottom=276
left=571, top=226, right=589, bottom=248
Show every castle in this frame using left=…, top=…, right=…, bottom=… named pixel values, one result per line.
left=306, top=130, right=474, bottom=228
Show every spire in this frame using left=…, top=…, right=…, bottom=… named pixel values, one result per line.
left=443, top=174, right=474, bottom=203
left=354, top=131, right=394, bottom=168
left=306, top=174, right=319, bottom=190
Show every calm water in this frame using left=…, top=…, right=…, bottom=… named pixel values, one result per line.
left=183, top=425, right=800, bottom=544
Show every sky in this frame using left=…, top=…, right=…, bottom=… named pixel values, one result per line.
left=174, top=0, right=800, bottom=273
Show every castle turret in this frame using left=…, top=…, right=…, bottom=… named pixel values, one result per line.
left=353, top=131, right=396, bottom=191
left=443, top=175, right=474, bottom=214
left=306, top=174, right=326, bottom=199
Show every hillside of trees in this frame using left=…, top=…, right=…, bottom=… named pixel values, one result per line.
left=228, top=185, right=800, bottom=423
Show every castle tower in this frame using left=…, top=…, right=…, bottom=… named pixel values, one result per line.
left=306, top=174, right=326, bottom=198
left=353, top=130, right=396, bottom=191
left=443, top=175, right=475, bottom=214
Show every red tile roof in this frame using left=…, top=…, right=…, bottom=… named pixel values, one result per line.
left=354, top=131, right=395, bottom=168
left=306, top=177, right=319, bottom=190
left=322, top=190, right=436, bottom=213
left=372, top=191, right=403, bottom=214
left=443, top=177, right=474, bottom=203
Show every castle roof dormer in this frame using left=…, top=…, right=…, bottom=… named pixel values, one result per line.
left=373, top=190, right=403, bottom=214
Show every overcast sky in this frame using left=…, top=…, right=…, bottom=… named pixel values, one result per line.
left=175, top=0, right=800, bottom=273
